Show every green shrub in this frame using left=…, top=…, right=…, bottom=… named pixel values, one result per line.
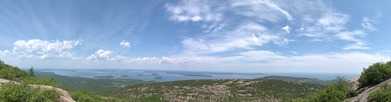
left=70, top=91, right=106, bottom=102
left=0, top=60, right=57, bottom=86
left=359, top=61, right=391, bottom=87
left=22, top=76, right=59, bottom=87
left=0, top=66, right=28, bottom=80
left=368, top=84, right=391, bottom=102
left=295, top=77, right=350, bottom=102
left=0, top=82, right=60, bottom=102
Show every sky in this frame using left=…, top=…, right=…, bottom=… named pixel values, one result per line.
left=0, top=0, right=390, bottom=73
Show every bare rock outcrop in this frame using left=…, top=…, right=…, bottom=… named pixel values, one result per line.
left=347, top=77, right=360, bottom=94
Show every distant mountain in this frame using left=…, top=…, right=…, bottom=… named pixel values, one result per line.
left=113, top=76, right=327, bottom=101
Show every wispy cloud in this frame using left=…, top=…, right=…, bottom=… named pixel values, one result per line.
left=119, top=41, right=131, bottom=48
left=180, top=22, right=288, bottom=55
left=165, top=0, right=222, bottom=22
left=230, top=0, right=293, bottom=22
left=122, top=50, right=389, bottom=73
left=343, top=42, right=370, bottom=50
left=299, top=11, right=350, bottom=38
left=362, top=17, right=377, bottom=31
left=166, top=0, right=338, bottom=54
left=336, top=30, right=366, bottom=42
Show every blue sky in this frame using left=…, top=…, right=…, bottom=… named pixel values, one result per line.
left=0, top=0, right=390, bottom=73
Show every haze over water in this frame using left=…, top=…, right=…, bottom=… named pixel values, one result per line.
left=39, top=69, right=359, bottom=82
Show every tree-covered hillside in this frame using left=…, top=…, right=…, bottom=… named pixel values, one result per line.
left=36, top=72, right=145, bottom=95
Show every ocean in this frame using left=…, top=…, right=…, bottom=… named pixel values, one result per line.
left=37, top=69, right=360, bottom=82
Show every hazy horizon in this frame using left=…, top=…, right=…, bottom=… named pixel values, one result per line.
left=1, top=0, right=391, bottom=73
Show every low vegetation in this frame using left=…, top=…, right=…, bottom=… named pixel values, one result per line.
left=368, top=83, right=391, bottom=102
left=359, top=61, right=391, bottom=87
left=6, top=59, right=391, bottom=101
left=0, top=60, right=60, bottom=101
left=116, top=78, right=325, bottom=101
left=0, top=82, right=60, bottom=102
left=360, top=61, right=391, bottom=102
left=297, top=60, right=391, bottom=102
left=294, top=77, right=351, bottom=102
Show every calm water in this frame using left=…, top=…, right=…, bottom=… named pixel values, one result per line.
left=37, top=69, right=359, bottom=82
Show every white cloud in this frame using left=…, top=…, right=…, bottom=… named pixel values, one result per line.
left=123, top=56, right=220, bottom=65
left=116, top=51, right=390, bottom=73
left=290, top=51, right=298, bottom=54
left=1, top=39, right=81, bottom=59
left=165, top=0, right=222, bottom=22
left=167, top=0, right=367, bottom=55
left=335, top=30, right=370, bottom=50
left=231, top=0, right=293, bottom=22
left=317, top=12, right=349, bottom=31
left=343, top=42, right=370, bottom=50
left=300, top=11, right=350, bottom=38
left=0, top=50, right=11, bottom=57
left=225, top=50, right=389, bottom=73
left=239, top=50, right=286, bottom=61
left=88, top=49, right=114, bottom=60
left=119, top=40, right=131, bottom=48
left=180, top=22, right=289, bottom=55
left=361, top=17, right=377, bottom=31
left=282, top=25, right=291, bottom=33
left=336, top=30, right=366, bottom=42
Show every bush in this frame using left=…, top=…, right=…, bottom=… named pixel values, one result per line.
left=70, top=91, right=106, bottom=102
left=0, top=66, right=27, bottom=80
left=22, top=76, right=59, bottom=87
left=0, top=60, right=58, bottom=86
left=295, top=77, right=350, bottom=102
left=368, top=84, right=391, bottom=102
left=359, top=61, right=391, bottom=87
left=0, top=82, right=60, bottom=102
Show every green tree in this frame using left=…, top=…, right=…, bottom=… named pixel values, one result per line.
left=28, top=66, right=35, bottom=77
left=359, top=61, right=391, bottom=87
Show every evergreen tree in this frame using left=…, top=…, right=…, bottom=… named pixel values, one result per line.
left=28, top=66, right=35, bottom=77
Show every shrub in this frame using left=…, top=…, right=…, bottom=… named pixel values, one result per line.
left=0, top=82, right=60, bottom=102
left=22, top=76, right=59, bottom=87
left=295, top=77, right=350, bottom=102
left=0, top=66, right=27, bottom=80
left=368, top=84, right=391, bottom=102
left=70, top=91, right=106, bottom=102
left=359, top=61, right=391, bottom=87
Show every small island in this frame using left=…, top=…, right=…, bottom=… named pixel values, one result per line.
left=180, top=74, right=213, bottom=77
left=120, top=75, right=129, bottom=77
left=154, top=76, right=163, bottom=79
